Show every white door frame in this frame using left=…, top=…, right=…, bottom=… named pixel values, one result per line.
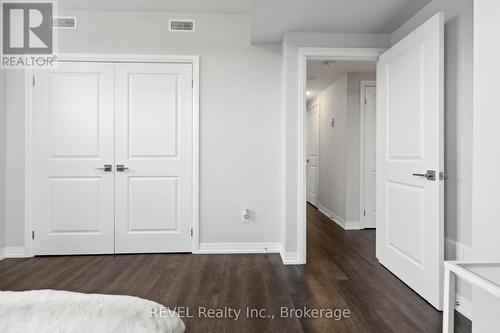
left=24, top=53, right=200, bottom=257
left=359, top=80, right=376, bottom=229
left=297, top=47, right=385, bottom=264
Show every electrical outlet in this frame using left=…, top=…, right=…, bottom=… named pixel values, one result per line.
left=241, top=209, right=251, bottom=223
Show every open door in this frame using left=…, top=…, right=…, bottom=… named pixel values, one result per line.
left=376, top=13, right=444, bottom=310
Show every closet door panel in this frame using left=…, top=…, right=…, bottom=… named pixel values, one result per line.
left=33, top=62, right=115, bottom=255
left=114, top=63, right=193, bottom=253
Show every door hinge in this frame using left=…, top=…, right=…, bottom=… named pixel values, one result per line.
left=32, top=76, right=35, bottom=86
left=364, top=210, right=366, bottom=217
left=32, top=230, right=35, bottom=240
left=190, top=228, right=193, bottom=237
left=364, top=97, right=367, bottom=105
left=439, top=171, right=448, bottom=181
left=192, top=79, right=194, bottom=87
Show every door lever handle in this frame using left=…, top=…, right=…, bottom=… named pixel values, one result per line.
left=96, top=164, right=112, bottom=172
left=412, top=170, right=436, bottom=181
left=116, top=164, right=129, bottom=172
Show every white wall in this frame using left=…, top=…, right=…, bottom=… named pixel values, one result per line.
left=4, top=11, right=282, bottom=248
left=392, top=0, right=473, bottom=250
left=281, top=32, right=391, bottom=256
left=318, top=75, right=347, bottom=220
left=472, top=0, right=500, bottom=262
left=472, top=0, right=500, bottom=331
left=5, top=71, right=26, bottom=248
left=0, top=70, right=6, bottom=250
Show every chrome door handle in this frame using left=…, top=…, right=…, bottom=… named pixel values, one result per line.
left=96, top=164, right=112, bottom=172
left=116, top=164, right=129, bottom=172
left=412, top=170, right=436, bottom=181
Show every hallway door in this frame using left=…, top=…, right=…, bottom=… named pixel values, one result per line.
left=306, top=102, right=320, bottom=206
left=377, top=13, right=445, bottom=310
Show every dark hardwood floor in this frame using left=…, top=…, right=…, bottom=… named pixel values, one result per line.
left=0, top=204, right=471, bottom=332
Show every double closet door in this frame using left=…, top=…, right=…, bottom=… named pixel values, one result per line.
left=32, top=62, right=193, bottom=255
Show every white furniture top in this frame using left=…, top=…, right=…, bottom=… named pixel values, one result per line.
left=443, top=261, right=500, bottom=333
left=446, top=261, right=500, bottom=298
left=459, top=263, right=500, bottom=286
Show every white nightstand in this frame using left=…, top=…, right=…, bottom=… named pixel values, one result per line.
left=443, top=261, right=500, bottom=333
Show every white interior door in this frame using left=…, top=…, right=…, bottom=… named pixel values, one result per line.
left=114, top=63, right=193, bottom=253
left=363, top=86, right=376, bottom=228
left=376, top=12, right=444, bottom=310
left=306, top=102, right=320, bottom=206
left=33, top=62, right=115, bottom=255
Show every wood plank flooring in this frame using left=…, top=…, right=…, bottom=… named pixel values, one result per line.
left=0, top=204, right=471, bottom=332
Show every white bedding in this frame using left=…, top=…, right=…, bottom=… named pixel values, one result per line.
left=0, top=289, right=185, bottom=333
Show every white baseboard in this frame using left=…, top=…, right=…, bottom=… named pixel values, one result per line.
left=318, top=205, right=345, bottom=228
left=445, top=238, right=473, bottom=320
left=344, top=221, right=362, bottom=230
left=318, top=205, right=361, bottom=230
left=0, top=247, right=26, bottom=260
left=279, top=249, right=300, bottom=265
left=306, top=195, right=319, bottom=207
left=197, top=242, right=281, bottom=254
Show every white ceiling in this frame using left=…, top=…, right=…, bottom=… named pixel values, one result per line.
left=58, top=0, right=251, bottom=13
left=307, top=61, right=376, bottom=100
left=58, top=0, right=432, bottom=43
left=251, top=0, right=432, bottom=44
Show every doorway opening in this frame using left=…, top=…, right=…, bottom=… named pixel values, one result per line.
left=305, top=59, right=377, bottom=232
left=297, top=48, right=384, bottom=266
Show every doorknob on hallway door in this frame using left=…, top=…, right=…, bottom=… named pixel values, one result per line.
left=412, top=170, right=436, bottom=181
left=95, top=164, right=112, bottom=172
left=116, top=165, right=129, bottom=172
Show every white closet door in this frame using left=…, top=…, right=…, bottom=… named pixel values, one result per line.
left=33, top=62, right=115, bottom=255
left=114, top=63, right=193, bottom=253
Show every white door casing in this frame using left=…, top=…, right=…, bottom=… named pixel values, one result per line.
left=376, top=12, right=444, bottom=310
left=33, top=62, right=115, bottom=255
left=363, top=85, right=377, bottom=229
left=306, top=102, right=320, bottom=206
left=114, top=63, right=193, bottom=253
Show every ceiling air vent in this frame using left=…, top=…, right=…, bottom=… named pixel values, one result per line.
left=53, top=17, right=77, bottom=29
left=169, top=19, right=195, bottom=32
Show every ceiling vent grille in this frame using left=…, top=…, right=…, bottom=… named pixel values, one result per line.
left=53, top=17, right=77, bottom=29
left=169, top=19, right=195, bottom=32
